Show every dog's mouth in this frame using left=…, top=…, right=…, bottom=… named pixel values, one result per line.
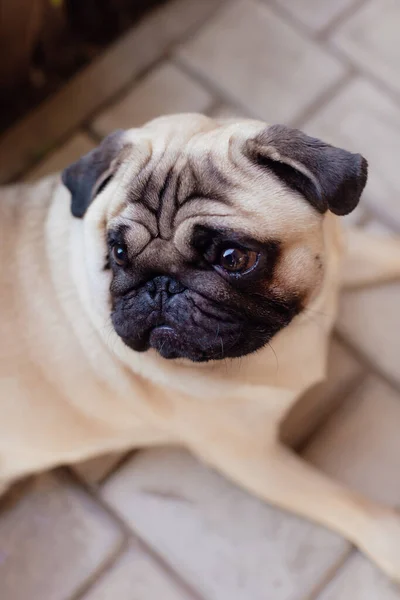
left=148, top=325, right=182, bottom=359
left=119, top=322, right=239, bottom=362
left=122, top=324, right=184, bottom=360
left=111, top=285, right=303, bottom=362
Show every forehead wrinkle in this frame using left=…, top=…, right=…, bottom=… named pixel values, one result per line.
left=173, top=212, right=236, bottom=233
left=173, top=198, right=235, bottom=229
left=180, top=156, right=232, bottom=206
left=175, top=160, right=194, bottom=206
left=127, top=160, right=153, bottom=207
left=158, top=166, right=180, bottom=240
left=124, top=140, right=153, bottom=196
left=205, top=151, right=236, bottom=191
left=124, top=223, right=152, bottom=256
left=122, top=128, right=253, bottom=254
left=123, top=205, right=158, bottom=238
left=227, top=133, right=254, bottom=181
left=127, top=144, right=168, bottom=211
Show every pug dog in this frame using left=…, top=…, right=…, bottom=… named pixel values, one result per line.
left=2, top=113, right=400, bottom=581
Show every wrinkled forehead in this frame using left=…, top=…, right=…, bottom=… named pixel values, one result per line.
left=106, top=113, right=320, bottom=240
left=120, top=113, right=263, bottom=175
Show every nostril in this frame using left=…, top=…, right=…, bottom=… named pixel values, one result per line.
left=144, top=276, right=185, bottom=300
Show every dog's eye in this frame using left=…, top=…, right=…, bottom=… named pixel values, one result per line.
left=217, top=247, right=259, bottom=274
left=112, top=244, right=128, bottom=267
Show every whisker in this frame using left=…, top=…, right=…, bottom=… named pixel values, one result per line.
left=219, top=335, right=224, bottom=358
left=267, top=341, right=279, bottom=373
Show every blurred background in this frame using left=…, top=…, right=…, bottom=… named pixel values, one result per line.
left=1, top=1, right=400, bottom=599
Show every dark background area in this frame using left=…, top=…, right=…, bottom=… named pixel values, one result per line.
left=0, top=0, right=167, bottom=134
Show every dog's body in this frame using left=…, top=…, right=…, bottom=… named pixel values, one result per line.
left=0, top=170, right=341, bottom=480
left=2, top=114, right=400, bottom=581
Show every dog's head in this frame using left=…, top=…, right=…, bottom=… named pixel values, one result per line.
left=63, top=114, right=367, bottom=362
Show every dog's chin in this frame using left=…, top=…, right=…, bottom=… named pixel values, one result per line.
left=148, top=326, right=188, bottom=360
left=111, top=290, right=301, bottom=363
left=121, top=326, right=223, bottom=362
left=118, top=323, right=278, bottom=363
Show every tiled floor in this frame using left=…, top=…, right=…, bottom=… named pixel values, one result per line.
left=1, top=0, right=400, bottom=598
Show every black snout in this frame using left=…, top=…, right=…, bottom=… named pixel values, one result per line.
left=145, top=275, right=186, bottom=300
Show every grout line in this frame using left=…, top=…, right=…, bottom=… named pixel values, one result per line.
left=97, top=450, right=138, bottom=486
left=174, top=8, right=356, bottom=129
left=316, top=0, right=369, bottom=41
left=60, top=466, right=135, bottom=536
left=71, top=449, right=137, bottom=489
left=258, top=0, right=400, bottom=128
left=84, top=50, right=186, bottom=134
left=171, top=0, right=232, bottom=47
left=70, top=544, right=128, bottom=600
left=52, top=468, right=130, bottom=600
left=256, top=0, right=362, bottom=53
left=64, top=465, right=207, bottom=600
left=306, top=547, right=357, bottom=600
left=260, top=0, right=322, bottom=39
left=291, top=70, right=355, bottom=129
left=172, top=56, right=260, bottom=119
left=322, top=43, right=400, bottom=114
left=335, top=330, right=400, bottom=397
left=268, top=0, right=400, bottom=118
left=173, top=0, right=360, bottom=127
left=261, top=0, right=368, bottom=44
left=133, top=534, right=208, bottom=600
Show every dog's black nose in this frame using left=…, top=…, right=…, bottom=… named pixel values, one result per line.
left=145, top=276, right=186, bottom=300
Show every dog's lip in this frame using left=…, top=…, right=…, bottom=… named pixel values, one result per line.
left=149, top=325, right=181, bottom=359
left=151, top=325, right=174, bottom=333
left=149, top=325, right=177, bottom=343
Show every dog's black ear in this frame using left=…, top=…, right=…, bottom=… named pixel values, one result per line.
left=62, top=130, right=125, bottom=218
left=246, top=124, right=368, bottom=216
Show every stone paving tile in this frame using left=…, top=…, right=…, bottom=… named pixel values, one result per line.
left=176, top=0, right=347, bottom=123
left=331, top=0, right=400, bottom=95
left=92, top=62, right=214, bottom=136
left=102, top=448, right=348, bottom=600
left=304, top=376, right=400, bottom=505
left=73, top=453, right=129, bottom=486
left=271, top=0, right=359, bottom=33
left=303, top=78, right=400, bottom=229
left=363, top=219, right=398, bottom=235
left=23, top=133, right=95, bottom=182
left=342, top=203, right=368, bottom=227
left=3, top=1, right=400, bottom=598
left=81, top=541, right=195, bottom=600
left=0, top=473, right=123, bottom=600
left=281, top=338, right=364, bottom=448
left=208, top=103, right=250, bottom=120
left=316, top=553, right=400, bottom=600
left=336, top=278, right=400, bottom=388
left=0, top=0, right=225, bottom=183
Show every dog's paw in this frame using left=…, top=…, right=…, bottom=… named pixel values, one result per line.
left=359, top=509, right=400, bottom=584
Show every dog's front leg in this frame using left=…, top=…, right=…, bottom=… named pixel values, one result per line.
left=193, top=437, right=400, bottom=582
left=341, top=227, right=400, bottom=289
